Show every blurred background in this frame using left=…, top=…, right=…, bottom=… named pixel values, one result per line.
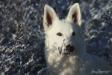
left=0, top=0, right=112, bottom=75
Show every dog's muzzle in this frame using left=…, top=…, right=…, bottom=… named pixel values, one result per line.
left=58, top=44, right=75, bottom=55
left=65, top=44, right=74, bottom=52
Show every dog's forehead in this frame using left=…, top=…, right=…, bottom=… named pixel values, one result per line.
left=53, top=20, right=74, bottom=32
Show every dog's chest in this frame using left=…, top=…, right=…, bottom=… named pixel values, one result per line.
left=46, top=50, right=83, bottom=75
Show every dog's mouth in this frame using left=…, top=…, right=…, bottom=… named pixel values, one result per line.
left=58, top=45, right=75, bottom=55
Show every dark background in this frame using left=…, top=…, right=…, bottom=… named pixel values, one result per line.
left=0, top=0, right=112, bottom=75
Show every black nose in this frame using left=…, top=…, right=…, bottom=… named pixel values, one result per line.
left=66, top=44, right=74, bottom=52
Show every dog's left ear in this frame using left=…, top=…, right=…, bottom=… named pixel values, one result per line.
left=66, top=3, right=81, bottom=26
left=43, top=4, right=59, bottom=31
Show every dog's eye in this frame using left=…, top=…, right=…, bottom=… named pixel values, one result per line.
left=72, top=32, right=75, bottom=36
left=57, top=32, right=63, bottom=36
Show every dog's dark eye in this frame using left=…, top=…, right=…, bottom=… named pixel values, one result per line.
left=57, top=32, right=63, bottom=36
left=72, top=32, right=75, bottom=36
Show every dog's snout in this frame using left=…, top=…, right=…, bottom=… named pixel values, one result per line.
left=66, top=44, right=74, bottom=52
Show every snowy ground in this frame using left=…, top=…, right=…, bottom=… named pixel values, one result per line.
left=0, top=0, right=112, bottom=75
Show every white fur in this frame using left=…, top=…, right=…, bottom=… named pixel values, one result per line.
left=43, top=3, right=112, bottom=75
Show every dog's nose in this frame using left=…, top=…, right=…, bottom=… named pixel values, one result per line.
left=66, top=44, right=74, bottom=52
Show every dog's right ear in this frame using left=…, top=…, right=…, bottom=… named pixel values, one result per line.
left=43, top=4, right=58, bottom=31
left=66, top=3, right=82, bottom=26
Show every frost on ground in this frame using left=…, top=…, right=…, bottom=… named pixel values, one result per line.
left=0, top=0, right=112, bottom=75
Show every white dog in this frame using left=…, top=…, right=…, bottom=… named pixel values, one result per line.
left=43, top=3, right=112, bottom=75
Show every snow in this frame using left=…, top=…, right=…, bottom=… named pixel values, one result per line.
left=0, top=0, right=112, bottom=75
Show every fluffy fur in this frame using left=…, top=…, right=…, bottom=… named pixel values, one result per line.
left=43, top=3, right=112, bottom=75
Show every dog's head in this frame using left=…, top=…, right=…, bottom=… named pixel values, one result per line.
left=43, top=3, right=85, bottom=55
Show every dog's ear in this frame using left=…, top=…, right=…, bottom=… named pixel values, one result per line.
left=43, top=4, right=58, bottom=31
left=66, top=3, right=81, bottom=26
